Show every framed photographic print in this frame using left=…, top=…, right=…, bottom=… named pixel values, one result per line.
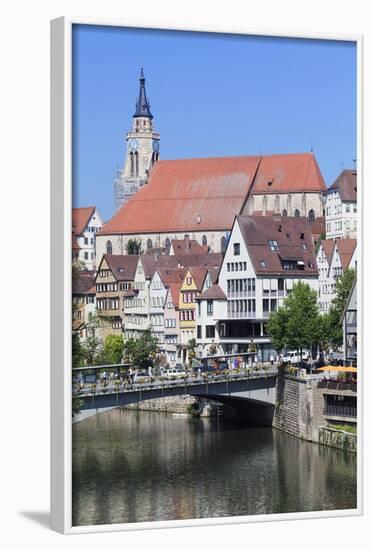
left=51, top=17, right=362, bottom=534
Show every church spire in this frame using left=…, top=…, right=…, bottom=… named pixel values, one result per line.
left=134, top=68, right=153, bottom=119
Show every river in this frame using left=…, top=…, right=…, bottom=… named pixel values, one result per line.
left=72, top=408, right=357, bottom=526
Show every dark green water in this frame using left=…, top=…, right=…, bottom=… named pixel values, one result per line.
left=72, top=409, right=357, bottom=526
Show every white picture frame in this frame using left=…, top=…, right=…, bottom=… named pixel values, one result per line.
left=51, top=16, right=363, bottom=534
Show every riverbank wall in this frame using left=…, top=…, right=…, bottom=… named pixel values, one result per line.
left=123, top=395, right=197, bottom=413
left=272, top=370, right=357, bottom=453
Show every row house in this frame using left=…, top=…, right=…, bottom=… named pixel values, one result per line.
left=196, top=215, right=319, bottom=362
left=342, top=276, right=357, bottom=364
left=72, top=271, right=96, bottom=339
left=72, top=206, right=103, bottom=270
left=317, top=238, right=357, bottom=313
left=325, top=169, right=357, bottom=239
left=164, top=282, right=182, bottom=365
left=149, top=267, right=186, bottom=359
left=95, top=254, right=138, bottom=340
left=123, top=254, right=180, bottom=340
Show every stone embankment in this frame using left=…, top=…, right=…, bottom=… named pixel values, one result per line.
left=272, top=369, right=357, bottom=453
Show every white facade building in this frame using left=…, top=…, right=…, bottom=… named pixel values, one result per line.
left=72, top=206, right=103, bottom=270
left=325, top=169, right=357, bottom=239
left=196, top=215, right=319, bottom=361
left=317, top=238, right=357, bottom=314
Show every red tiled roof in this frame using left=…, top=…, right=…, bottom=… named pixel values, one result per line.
left=311, top=217, right=325, bottom=236
left=320, top=240, right=335, bottom=265
left=100, top=156, right=260, bottom=235
left=329, top=170, right=357, bottom=202
left=72, top=271, right=96, bottom=295
left=100, top=153, right=326, bottom=236
left=238, top=215, right=318, bottom=276
left=157, top=267, right=187, bottom=285
left=168, top=282, right=182, bottom=306
left=251, top=153, right=326, bottom=195
left=335, top=239, right=357, bottom=270
left=189, top=267, right=209, bottom=291
left=72, top=206, right=96, bottom=235
left=99, top=254, right=139, bottom=281
left=170, top=237, right=209, bottom=255
left=197, top=284, right=227, bottom=301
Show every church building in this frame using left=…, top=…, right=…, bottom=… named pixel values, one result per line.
left=99, top=72, right=327, bottom=265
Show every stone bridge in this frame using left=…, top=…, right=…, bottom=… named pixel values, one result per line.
left=74, top=372, right=277, bottom=415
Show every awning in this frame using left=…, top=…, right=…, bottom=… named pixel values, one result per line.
left=315, top=365, right=357, bottom=373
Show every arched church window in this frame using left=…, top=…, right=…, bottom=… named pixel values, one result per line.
left=282, top=209, right=287, bottom=217
left=135, top=151, right=139, bottom=177
left=308, top=209, right=315, bottom=224
left=294, top=209, right=300, bottom=217
left=106, top=240, right=113, bottom=255
left=147, top=238, right=153, bottom=250
left=221, top=236, right=227, bottom=254
left=202, top=235, right=208, bottom=246
left=130, top=152, right=134, bottom=176
left=165, top=238, right=171, bottom=249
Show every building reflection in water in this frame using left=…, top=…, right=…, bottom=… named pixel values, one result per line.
left=72, top=409, right=357, bottom=526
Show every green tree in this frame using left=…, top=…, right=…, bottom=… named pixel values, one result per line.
left=101, top=334, right=124, bottom=365
left=81, top=336, right=103, bottom=365
left=72, top=333, right=84, bottom=369
left=123, top=330, right=158, bottom=369
left=266, top=281, right=321, bottom=362
left=126, top=238, right=142, bottom=255
left=323, top=268, right=356, bottom=348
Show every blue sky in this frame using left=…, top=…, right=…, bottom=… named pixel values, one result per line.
left=72, top=25, right=357, bottom=221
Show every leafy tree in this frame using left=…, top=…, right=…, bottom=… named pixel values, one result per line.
left=81, top=336, right=103, bottom=365
left=72, top=333, right=84, bottom=369
left=266, top=281, right=321, bottom=361
left=323, top=268, right=356, bottom=348
left=102, top=334, right=124, bottom=365
left=123, top=330, right=158, bottom=369
left=126, top=238, right=142, bottom=255
left=187, top=338, right=197, bottom=367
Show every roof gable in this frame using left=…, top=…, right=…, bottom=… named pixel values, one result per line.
left=328, top=170, right=357, bottom=202
left=72, top=206, right=96, bottom=235
left=236, top=215, right=318, bottom=276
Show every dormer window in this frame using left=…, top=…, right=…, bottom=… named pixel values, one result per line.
left=260, top=260, right=267, bottom=268
left=268, top=240, right=279, bottom=251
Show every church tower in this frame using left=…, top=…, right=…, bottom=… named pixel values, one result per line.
left=114, top=69, right=160, bottom=211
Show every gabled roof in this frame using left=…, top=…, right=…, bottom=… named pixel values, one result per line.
left=319, top=240, right=335, bottom=265
left=99, top=254, right=139, bottom=281
left=251, top=153, right=326, bottom=195
left=156, top=267, right=187, bottom=286
left=168, top=283, right=182, bottom=307
left=197, top=284, right=227, bottom=301
left=72, top=206, right=96, bottom=235
left=100, top=156, right=261, bottom=235
left=140, top=255, right=180, bottom=279
left=335, top=239, right=357, bottom=270
left=170, top=237, right=209, bottom=255
left=237, top=215, right=318, bottom=276
left=311, top=216, right=325, bottom=237
left=99, top=153, right=326, bottom=236
left=328, top=170, right=357, bottom=202
left=72, top=271, right=96, bottom=295
left=189, top=267, right=209, bottom=291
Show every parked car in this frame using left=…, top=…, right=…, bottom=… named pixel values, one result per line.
left=134, top=370, right=151, bottom=383
left=282, top=351, right=310, bottom=365
left=161, top=367, right=186, bottom=379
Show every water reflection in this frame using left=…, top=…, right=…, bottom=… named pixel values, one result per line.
left=72, top=409, right=357, bottom=526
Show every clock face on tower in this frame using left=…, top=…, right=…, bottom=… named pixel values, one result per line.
left=129, top=139, right=138, bottom=152
left=152, top=140, right=159, bottom=153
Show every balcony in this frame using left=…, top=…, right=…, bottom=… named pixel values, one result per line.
left=227, top=291, right=255, bottom=299
left=227, top=311, right=256, bottom=319
left=324, top=405, right=357, bottom=419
